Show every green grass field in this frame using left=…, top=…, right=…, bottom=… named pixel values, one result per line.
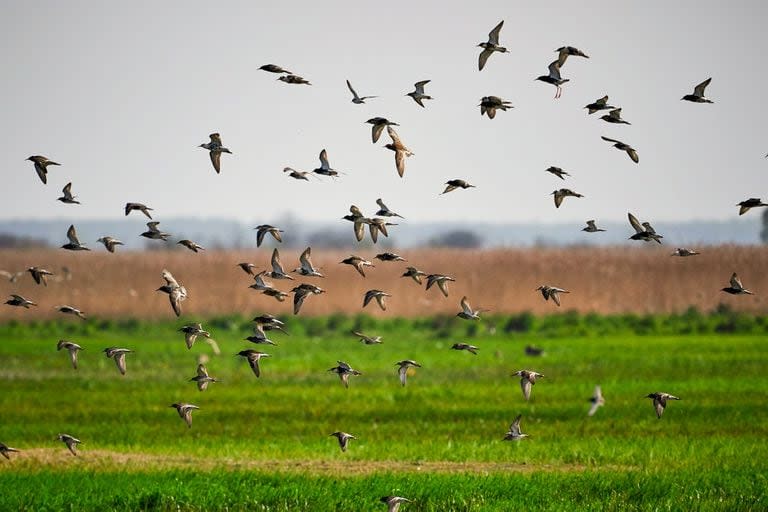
left=1, top=314, right=766, bottom=511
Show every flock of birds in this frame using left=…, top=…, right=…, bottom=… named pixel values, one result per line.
left=2, top=18, right=765, bottom=511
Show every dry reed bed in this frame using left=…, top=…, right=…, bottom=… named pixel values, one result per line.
left=0, top=245, right=765, bottom=320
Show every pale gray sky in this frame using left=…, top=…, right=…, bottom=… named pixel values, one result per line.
left=2, top=1, right=766, bottom=226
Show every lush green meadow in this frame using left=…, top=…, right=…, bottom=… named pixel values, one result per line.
left=0, top=313, right=766, bottom=511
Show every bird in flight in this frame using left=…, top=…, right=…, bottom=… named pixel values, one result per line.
left=477, top=20, right=508, bottom=71
left=198, top=133, right=232, bottom=174
left=346, top=80, right=377, bottom=104
left=26, top=155, right=60, bottom=184
left=406, top=80, right=433, bottom=107
left=681, top=78, right=713, bottom=103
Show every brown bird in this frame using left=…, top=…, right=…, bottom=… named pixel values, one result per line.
left=721, top=272, right=753, bottom=295
left=57, top=182, right=80, bottom=204
left=363, top=289, right=390, bottom=311
left=513, top=370, right=544, bottom=401
left=536, top=285, right=569, bottom=307
left=366, top=117, right=399, bottom=144
left=5, top=294, right=36, bottom=308
left=170, top=403, right=199, bottom=428
left=177, top=240, right=205, bottom=253
left=340, top=255, right=375, bottom=277
left=103, top=347, right=132, bottom=375
left=330, top=431, right=356, bottom=452
left=61, top=225, right=90, bottom=251
left=645, top=392, right=680, bottom=419
left=278, top=74, right=311, bottom=85
left=26, top=155, right=60, bottom=184
left=237, top=350, right=271, bottom=378
left=140, top=222, right=171, bottom=241
left=426, top=274, right=456, bottom=297
left=291, top=283, right=325, bottom=314
left=156, top=269, right=187, bottom=316
left=384, top=125, right=414, bottom=178
left=584, top=95, right=615, bottom=114
left=57, top=434, right=81, bottom=456
left=259, top=64, right=292, bottom=74
left=479, top=95, right=513, bottom=119
left=375, top=252, right=406, bottom=262
left=27, top=266, right=54, bottom=286
left=124, top=202, right=153, bottom=219
left=451, top=342, right=479, bottom=355
left=551, top=189, right=583, bottom=208
left=56, top=305, right=86, bottom=320
left=57, top=340, right=83, bottom=369
left=254, top=225, right=283, bottom=247
left=736, top=198, right=767, bottom=215
left=442, top=179, right=475, bottom=194
left=401, top=266, right=427, bottom=285
left=237, top=262, right=257, bottom=275
left=601, top=136, right=639, bottom=163
left=600, top=108, right=630, bottom=125
left=328, top=361, right=362, bottom=388
left=352, top=330, right=383, bottom=345
left=478, top=20, right=508, bottom=71
left=97, top=236, right=124, bottom=253
left=545, top=166, right=571, bottom=180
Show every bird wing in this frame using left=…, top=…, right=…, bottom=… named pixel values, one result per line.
left=209, top=150, right=221, bottom=174
left=161, top=269, right=179, bottom=288
left=730, top=273, right=743, bottom=289
left=197, top=364, right=208, bottom=378
left=147, top=221, right=161, bottom=232
left=596, top=95, right=608, bottom=106
left=414, top=80, right=430, bottom=93
left=550, top=290, right=561, bottom=306
left=375, top=293, right=387, bottom=310
left=352, top=260, right=366, bottom=277
left=437, top=279, right=450, bottom=297
left=346, top=79, right=360, bottom=100
left=369, top=223, right=379, bottom=243
left=66, top=225, right=80, bottom=245
left=609, top=108, right=622, bottom=120
left=510, top=414, right=522, bottom=435
left=587, top=401, right=601, bottom=417
left=693, top=77, right=711, bottom=97
left=460, top=296, right=472, bottom=315
left=394, top=149, right=406, bottom=178
left=387, top=125, right=403, bottom=147
left=654, top=398, right=664, bottom=418
left=627, top=148, right=639, bottom=163
left=478, top=49, right=493, bottom=71
left=548, top=60, right=563, bottom=79
left=299, top=247, right=312, bottom=271
left=34, top=161, right=48, bottom=184
left=488, top=20, right=504, bottom=44
left=170, top=289, right=183, bottom=317
left=271, top=248, right=284, bottom=274
left=372, top=123, right=385, bottom=143
left=63, top=182, right=73, bottom=198
left=628, top=213, right=644, bottom=234
left=69, top=347, right=79, bottom=369
left=398, top=365, right=409, bottom=386
left=601, top=136, right=621, bottom=144
left=553, top=191, right=564, bottom=208
left=293, top=289, right=308, bottom=314
left=114, top=352, right=127, bottom=375
left=376, top=198, right=387, bottom=210
left=248, top=356, right=261, bottom=378
left=353, top=220, right=365, bottom=242
left=209, top=133, right=222, bottom=145
left=521, top=378, right=532, bottom=400
left=319, top=149, right=330, bottom=169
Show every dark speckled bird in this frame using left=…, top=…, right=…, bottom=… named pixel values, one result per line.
left=406, top=80, right=433, bottom=107
left=328, top=360, right=362, bottom=388
left=26, top=155, right=60, bottom=184
left=170, top=403, right=199, bottom=428
left=384, top=126, right=414, bottom=178
left=278, top=74, right=311, bottom=85
left=57, top=340, right=82, bottom=369
left=97, top=236, right=124, bottom=253
left=551, top=189, right=583, bottom=208
left=721, top=272, right=753, bottom=295
left=141, top=222, right=171, bottom=241
left=513, top=370, right=544, bottom=401
left=57, top=434, right=81, bottom=456
left=380, top=496, right=411, bottom=512
left=27, top=266, right=54, bottom=286
left=198, top=133, right=232, bottom=174
left=736, top=198, right=767, bottom=215
left=363, top=289, right=391, bottom=311
left=545, top=166, right=570, bottom=180
left=57, top=182, right=80, bottom=204
left=330, top=431, right=356, bottom=452
left=5, top=294, right=36, bottom=308
left=259, top=64, right=292, bottom=74
left=340, top=255, right=375, bottom=277
left=366, top=117, right=399, bottom=144
left=600, top=108, right=630, bottom=125
left=452, top=342, right=478, bottom=355
left=442, top=179, right=475, bottom=194
left=401, top=266, right=427, bottom=285
left=178, top=240, right=205, bottom=253
left=103, top=347, right=132, bottom=375
left=645, top=392, right=680, bottom=419
left=237, top=350, right=271, bottom=378
left=584, top=95, right=615, bottom=114
left=61, top=225, right=90, bottom=251
left=125, top=202, right=153, bottom=219
left=582, top=220, right=605, bottom=233
left=479, top=96, right=513, bottom=119
left=601, top=136, right=639, bottom=163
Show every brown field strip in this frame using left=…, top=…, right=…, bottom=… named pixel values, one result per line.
left=0, top=448, right=624, bottom=475
left=0, top=245, right=766, bottom=320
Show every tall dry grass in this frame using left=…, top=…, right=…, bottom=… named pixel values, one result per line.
left=0, top=245, right=766, bottom=320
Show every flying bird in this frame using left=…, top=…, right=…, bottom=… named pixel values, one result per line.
left=375, top=198, right=404, bottom=218
left=294, top=247, right=324, bottom=277
left=283, top=167, right=313, bottom=181
left=513, top=370, right=544, bottom=401
left=368, top=218, right=397, bottom=243
left=681, top=78, right=713, bottom=103
left=57, top=182, right=80, bottom=204
left=401, top=266, right=427, bottom=285
left=56, top=305, right=86, bottom=320
left=267, top=248, right=294, bottom=280
left=536, top=285, right=569, bottom=307
left=61, top=225, right=89, bottom=251
left=5, top=294, right=36, bottom=308
left=406, top=80, right=433, bottom=107
left=312, top=149, right=339, bottom=177
left=124, top=202, right=153, bottom=219
left=582, top=220, right=605, bottom=233
left=340, top=255, right=375, bottom=277
left=291, top=283, right=325, bottom=314
left=237, top=262, right=257, bottom=276
left=366, top=117, right=399, bottom=143
left=259, top=64, right=291, bottom=74
left=352, top=331, right=383, bottom=345
left=103, top=347, right=132, bottom=375
left=535, top=60, right=569, bottom=98
left=363, top=289, right=391, bottom=311
left=426, top=274, right=456, bottom=297
left=721, top=273, right=753, bottom=295
left=478, top=20, right=508, bottom=71
left=179, top=323, right=211, bottom=349
left=177, top=240, right=205, bottom=253
left=342, top=205, right=369, bottom=242
left=600, top=108, right=631, bottom=125
left=330, top=431, right=356, bottom=452
left=198, top=133, right=232, bottom=174
left=190, top=364, right=218, bottom=391
left=645, top=392, right=680, bottom=419
left=375, top=252, right=406, bottom=262
left=442, top=179, right=475, bottom=194
left=346, top=80, right=377, bottom=104
left=628, top=213, right=663, bottom=243
left=254, top=225, right=283, bottom=247
left=237, top=350, right=271, bottom=378
left=736, top=198, right=767, bottom=215
left=328, top=361, right=362, bottom=388
left=588, top=385, right=605, bottom=416
left=545, top=166, right=571, bottom=180
left=27, top=266, right=54, bottom=286
left=140, top=222, right=171, bottom=241
left=551, top=188, right=583, bottom=208
left=584, top=95, right=615, bottom=114
left=384, top=125, right=414, bottom=178
left=0, top=442, right=20, bottom=460
left=503, top=414, right=529, bottom=441
left=601, top=136, right=639, bottom=163
left=57, top=340, right=83, bottom=369
left=457, top=296, right=485, bottom=320
left=479, top=95, right=513, bottom=119
left=278, top=74, right=311, bottom=85
left=451, top=343, right=479, bottom=355
left=671, top=248, right=700, bottom=257
left=556, top=46, right=589, bottom=60
left=157, top=269, right=187, bottom=316
left=26, top=155, right=60, bottom=184
left=170, top=403, right=199, bottom=428
left=57, top=434, right=81, bottom=456
left=395, top=360, right=422, bottom=387
left=380, top=496, right=411, bottom=512
left=97, top=236, right=124, bottom=253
